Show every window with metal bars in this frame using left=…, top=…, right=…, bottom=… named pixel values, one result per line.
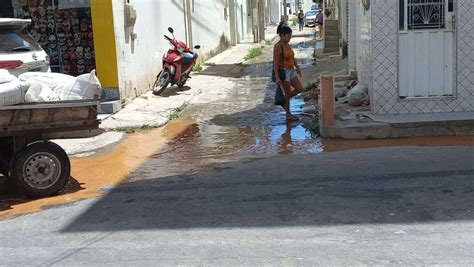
left=399, top=0, right=453, bottom=31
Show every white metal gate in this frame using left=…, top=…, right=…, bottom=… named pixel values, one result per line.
left=398, top=0, right=456, bottom=97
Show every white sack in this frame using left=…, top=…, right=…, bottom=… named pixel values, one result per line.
left=0, top=78, right=27, bottom=106
left=0, top=69, right=16, bottom=84
left=25, top=82, right=60, bottom=102
left=58, top=70, right=102, bottom=100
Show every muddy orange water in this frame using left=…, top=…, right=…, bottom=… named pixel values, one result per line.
left=0, top=119, right=196, bottom=219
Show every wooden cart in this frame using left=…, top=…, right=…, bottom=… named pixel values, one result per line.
left=0, top=100, right=99, bottom=197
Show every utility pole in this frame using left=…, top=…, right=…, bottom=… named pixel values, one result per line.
left=282, top=0, right=288, bottom=24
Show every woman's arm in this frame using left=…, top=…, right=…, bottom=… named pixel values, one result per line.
left=274, top=44, right=282, bottom=84
left=294, top=57, right=301, bottom=77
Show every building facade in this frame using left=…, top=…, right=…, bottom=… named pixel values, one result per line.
left=349, top=0, right=473, bottom=115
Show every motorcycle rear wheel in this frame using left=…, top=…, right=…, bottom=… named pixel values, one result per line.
left=153, top=69, right=171, bottom=95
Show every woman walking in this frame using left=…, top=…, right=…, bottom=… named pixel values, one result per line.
left=315, top=9, right=324, bottom=38
left=273, top=23, right=304, bottom=121
left=297, top=10, right=305, bottom=31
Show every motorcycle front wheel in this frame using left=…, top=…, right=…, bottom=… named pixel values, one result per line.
left=152, top=69, right=171, bottom=95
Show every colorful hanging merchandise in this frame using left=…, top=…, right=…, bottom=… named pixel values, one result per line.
left=11, top=0, right=96, bottom=76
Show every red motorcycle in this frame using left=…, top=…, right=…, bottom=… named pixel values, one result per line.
left=153, top=27, right=200, bottom=95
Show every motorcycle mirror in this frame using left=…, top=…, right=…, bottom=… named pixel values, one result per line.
left=168, top=27, right=174, bottom=34
left=194, top=45, right=201, bottom=49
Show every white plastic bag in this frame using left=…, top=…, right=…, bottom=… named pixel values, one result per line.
left=18, top=72, right=75, bottom=88
left=58, top=70, right=102, bottom=100
left=19, top=72, right=75, bottom=99
left=25, top=82, right=60, bottom=102
left=334, top=84, right=349, bottom=98
left=348, top=84, right=369, bottom=106
left=0, top=78, right=27, bottom=106
left=19, top=70, right=102, bottom=100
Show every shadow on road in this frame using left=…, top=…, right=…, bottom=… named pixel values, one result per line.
left=157, top=85, right=192, bottom=98
left=61, top=146, right=474, bottom=232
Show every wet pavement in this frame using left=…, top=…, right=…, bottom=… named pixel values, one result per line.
left=127, top=33, right=322, bottom=180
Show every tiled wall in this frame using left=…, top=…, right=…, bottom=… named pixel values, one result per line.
left=371, top=0, right=474, bottom=115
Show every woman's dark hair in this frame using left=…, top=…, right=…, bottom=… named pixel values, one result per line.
left=277, top=22, right=292, bottom=36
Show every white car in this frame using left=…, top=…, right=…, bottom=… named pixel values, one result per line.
left=0, top=18, right=50, bottom=77
left=304, top=10, right=317, bottom=27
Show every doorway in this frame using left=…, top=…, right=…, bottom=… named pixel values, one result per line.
left=398, top=0, right=456, bottom=97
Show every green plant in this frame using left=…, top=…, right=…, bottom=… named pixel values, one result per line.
left=203, top=62, right=216, bottom=66
left=264, top=39, right=272, bottom=45
left=244, top=46, right=264, bottom=60
left=116, top=124, right=153, bottom=133
left=192, top=62, right=203, bottom=72
left=291, top=18, right=297, bottom=26
left=304, top=82, right=317, bottom=92
left=169, top=108, right=181, bottom=120
left=324, top=9, right=332, bottom=18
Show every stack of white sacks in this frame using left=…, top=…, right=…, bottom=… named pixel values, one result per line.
left=0, top=69, right=101, bottom=107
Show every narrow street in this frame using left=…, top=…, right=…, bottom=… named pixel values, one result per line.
left=130, top=30, right=323, bottom=180
left=1, top=29, right=474, bottom=265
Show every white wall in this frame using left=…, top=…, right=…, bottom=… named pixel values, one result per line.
left=269, top=0, right=280, bottom=24
left=112, top=0, right=187, bottom=100
left=354, top=0, right=372, bottom=92
left=191, top=0, right=231, bottom=60
left=301, top=0, right=314, bottom=12
left=112, top=0, right=238, bottom=100
left=347, top=0, right=356, bottom=69
left=234, top=0, right=253, bottom=42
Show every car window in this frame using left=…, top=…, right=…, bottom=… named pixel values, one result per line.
left=306, top=11, right=317, bottom=16
left=0, top=30, right=40, bottom=53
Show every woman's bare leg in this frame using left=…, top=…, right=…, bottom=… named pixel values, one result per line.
left=281, top=81, right=298, bottom=120
left=290, top=77, right=304, bottom=97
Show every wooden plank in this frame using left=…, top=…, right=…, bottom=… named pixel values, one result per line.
left=0, top=101, right=99, bottom=110
left=0, top=120, right=100, bottom=137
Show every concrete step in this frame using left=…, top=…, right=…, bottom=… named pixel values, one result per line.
left=325, top=24, right=339, bottom=29
left=324, top=41, right=340, bottom=47
left=324, top=20, right=339, bottom=25
left=324, top=47, right=339, bottom=53
left=99, top=100, right=122, bottom=114
left=325, top=35, right=339, bottom=42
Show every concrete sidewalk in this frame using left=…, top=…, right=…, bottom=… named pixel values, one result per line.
left=54, top=30, right=279, bottom=156
left=321, top=111, right=474, bottom=139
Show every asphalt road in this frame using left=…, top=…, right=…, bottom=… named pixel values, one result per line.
left=1, top=146, right=473, bottom=265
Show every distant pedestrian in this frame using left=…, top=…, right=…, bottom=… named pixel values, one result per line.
left=315, top=9, right=324, bottom=38
left=273, top=23, right=304, bottom=121
left=297, top=10, right=305, bottom=31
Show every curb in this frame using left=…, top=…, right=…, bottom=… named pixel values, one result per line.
left=321, top=119, right=474, bottom=139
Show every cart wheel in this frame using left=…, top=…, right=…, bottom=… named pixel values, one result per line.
left=10, top=141, right=70, bottom=197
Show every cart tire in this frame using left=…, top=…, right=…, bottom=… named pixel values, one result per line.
left=10, top=141, right=70, bottom=197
